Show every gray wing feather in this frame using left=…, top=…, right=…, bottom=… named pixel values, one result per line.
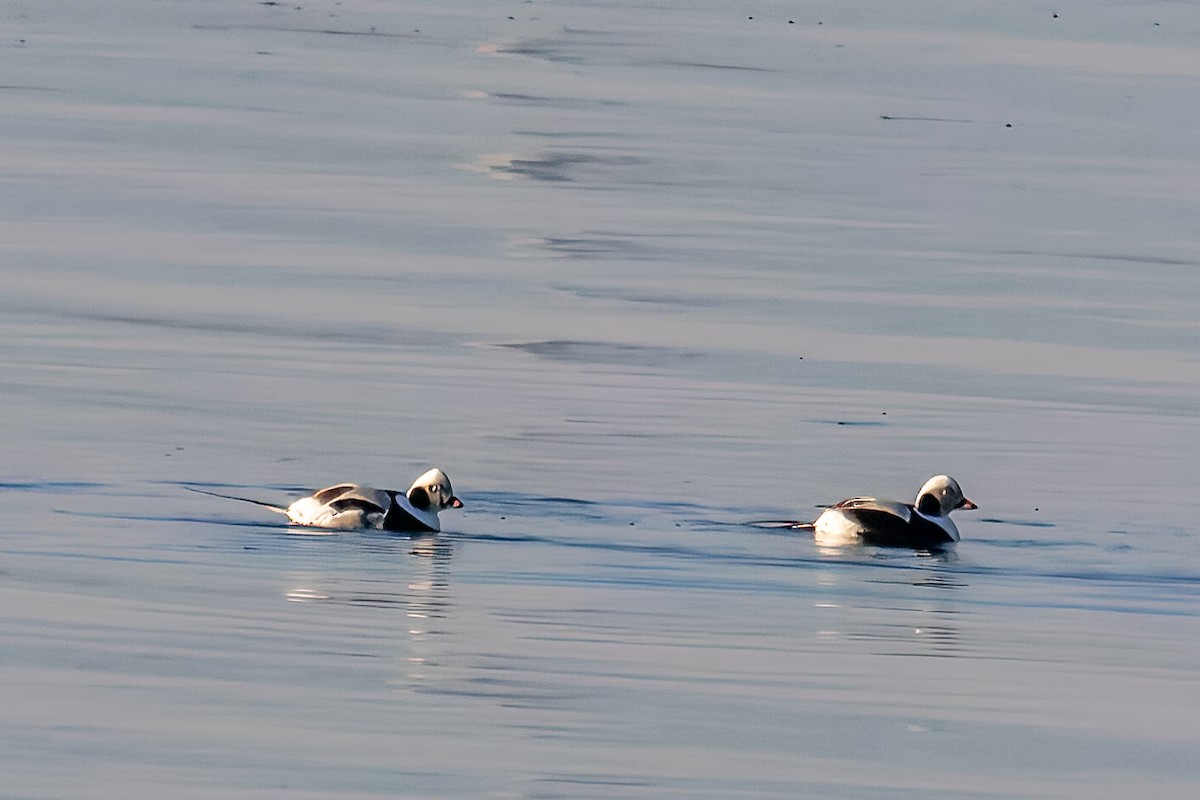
left=832, top=496, right=913, bottom=523
left=311, top=484, right=358, bottom=505
left=312, top=484, right=392, bottom=514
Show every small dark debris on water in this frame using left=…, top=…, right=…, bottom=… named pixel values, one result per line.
left=1005, top=122, right=1013, bottom=127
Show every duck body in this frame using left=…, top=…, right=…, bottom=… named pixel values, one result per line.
left=190, top=468, right=462, bottom=533
left=286, top=469, right=462, bottom=533
left=810, top=475, right=976, bottom=549
left=285, top=485, right=432, bottom=532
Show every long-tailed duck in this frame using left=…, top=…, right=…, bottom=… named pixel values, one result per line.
left=190, top=467, right=462, bottom=533
left=802, top=474, right=976, bottom=548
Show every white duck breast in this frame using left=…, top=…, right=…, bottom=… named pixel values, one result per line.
left=811, top=475, right=976, bottom=549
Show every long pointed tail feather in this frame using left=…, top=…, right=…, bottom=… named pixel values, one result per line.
left=184, top=485, right=289, bottom=515
left=748, top=519, right=809, bottom=529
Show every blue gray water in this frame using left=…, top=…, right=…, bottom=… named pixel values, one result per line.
left=3, top=1, right=1199, bottom=797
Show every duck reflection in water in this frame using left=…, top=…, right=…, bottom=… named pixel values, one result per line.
left=283, top=532, right=455, bottom=686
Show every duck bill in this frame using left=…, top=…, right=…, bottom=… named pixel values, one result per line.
left=958, top=497, right=978, bottom=510
left=450, top=497, right=464, bottom=509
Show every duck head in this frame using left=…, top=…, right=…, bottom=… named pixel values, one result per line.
left=915, top=475, right=977, bottom=517
left=406, top=468, right=464, bottom=513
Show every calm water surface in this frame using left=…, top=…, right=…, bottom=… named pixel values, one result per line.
left=3, top=1, right=1199, bottom=798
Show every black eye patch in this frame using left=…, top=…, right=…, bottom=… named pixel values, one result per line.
left=916, top=493, right=942, bottom=516
left=409, top=486, right=431, bottom=510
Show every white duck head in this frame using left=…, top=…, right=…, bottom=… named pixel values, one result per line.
left=406, top=468, right=463, bottom=513
left=914, top=475, right=977, bottom=518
